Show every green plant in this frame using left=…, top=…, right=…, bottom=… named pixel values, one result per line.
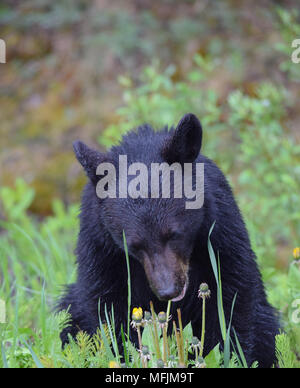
left=98, top=56, right=222, bottom=149
left=276, top=332, right=298, bottom=368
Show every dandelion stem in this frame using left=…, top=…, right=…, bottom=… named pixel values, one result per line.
left=173, top=320, right=184, bottom=366
left=200, top=298, right=206, bottom=357
left=137, top=326, right=142, bottom=351
left=162, top=327, right=168, bottom=363
left=150, top=301, right=161, bottom=360
left=164, top=300, right=172, bottom=359
left=166, top=300, right=172, bottom=331
left=137, top=327, right=147, bottom=368
left=177, top=308, right=185, bottom=363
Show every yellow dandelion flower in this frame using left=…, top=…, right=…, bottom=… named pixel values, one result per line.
left=293, top=247, right=300, bottom=260
left=109, top=361, right=120, bottom=368
left=132, top=307, right=143, bottom=322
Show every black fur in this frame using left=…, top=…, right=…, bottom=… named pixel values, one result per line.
left=58, top=113, right=279, bottom=368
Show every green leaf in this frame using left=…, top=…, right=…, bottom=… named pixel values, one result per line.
left=182, top=322, right=193, bottom=341
left=141, top=324, right=156, bottom=357
left=205, top=343, right=221, bottom=368
left=232, top=328, right=248, bottom=368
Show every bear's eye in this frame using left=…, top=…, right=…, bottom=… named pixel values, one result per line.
left=162, top=231, right=182, bottom=242
left=130, top=242, right=144, bottom=256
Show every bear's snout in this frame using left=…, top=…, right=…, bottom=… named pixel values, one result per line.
left=142, top=250, right=188, bottom=302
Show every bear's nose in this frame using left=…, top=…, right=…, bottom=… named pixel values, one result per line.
left=157, top=286, right=180, bottom=301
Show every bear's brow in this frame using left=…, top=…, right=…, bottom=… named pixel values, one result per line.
left=161, top=230, right=181, bottom=241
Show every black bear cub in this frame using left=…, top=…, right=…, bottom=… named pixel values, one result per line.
left=58, top=113, right=279, bottom=368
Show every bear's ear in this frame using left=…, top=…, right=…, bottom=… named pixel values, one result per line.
left=73, top=140, right=105, bottom=183
left=162, top=113, right=202, bottom=164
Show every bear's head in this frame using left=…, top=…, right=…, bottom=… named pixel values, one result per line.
left=73, top=113, right=204, bottom=302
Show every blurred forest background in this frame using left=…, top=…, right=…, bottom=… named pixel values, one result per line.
left=0, top=0, right=300, bottom=367
left=0, top=0, right=299, bottom=214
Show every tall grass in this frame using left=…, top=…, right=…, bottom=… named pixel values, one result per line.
left=0, top=182, right=299, bottom=368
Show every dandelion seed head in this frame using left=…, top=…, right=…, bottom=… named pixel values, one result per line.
left=198, top=283, right=211, bottom=299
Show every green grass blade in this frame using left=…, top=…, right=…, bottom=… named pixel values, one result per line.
left=110, top=304, right=121, bottom=361
left=104, top=303, right=120, bottom=361
left=123, top=231, right=132, bottom=352
left=223, top=292, right=237, bottom=368
left=233, top=327, right=248, bottom=368
left=21, top=338, right=44, bottom=369
left=1, top=342, right=8, bottom=368
left=207, top=222, right=226, bottom=341
left=97, top=299, right=114, bottom=361
left=120, top=324, right=129, bottom=365
left=217, top=254, right=226, bottom=340
left=208, top=221, right=219, bottom=287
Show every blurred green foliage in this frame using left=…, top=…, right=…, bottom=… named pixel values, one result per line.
left=99, top=57, right=221, bottom=148
left=1, top=1, right=299, bottom=214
